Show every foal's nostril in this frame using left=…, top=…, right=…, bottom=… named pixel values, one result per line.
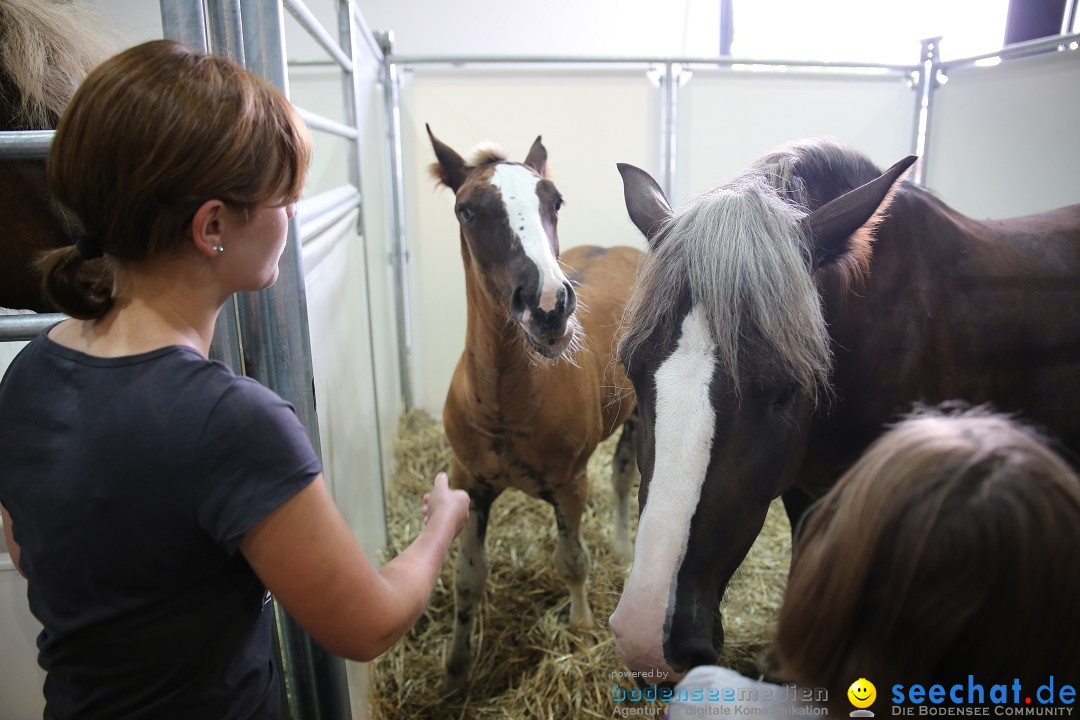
left=511, top=286, right=526, bottom=316
left=563, top=281, right=577, bottom=316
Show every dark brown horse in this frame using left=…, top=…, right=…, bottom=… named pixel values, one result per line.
left=0, top=0, right=112, bottom=311
left=608, top=138, right=1080, bottom=681
left=427, top=127, right=640, bottom=691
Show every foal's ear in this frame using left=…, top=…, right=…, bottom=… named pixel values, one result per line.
left=427, top=124, right=470, bottom=192
left=803, top=155, right=917, bottom=268
left=617, top=163, right=673, bottom=247
left=524, top=136, right=547, bottom=177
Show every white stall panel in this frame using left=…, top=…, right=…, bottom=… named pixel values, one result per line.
left=401, top=69, right=654, bottom=414
left=1, top=542, right=47, bottom=720
left=925, top=50, right=1080, bottom=218
left=678, top=71, right=918, bottom=204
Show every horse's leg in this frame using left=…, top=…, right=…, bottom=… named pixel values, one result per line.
left=444, top=480, right=498, bottom=692
left=780, top=486, right=816, bottom=544
left=611, top=410, right=639, bottom=564
left=547, top=477, right=595, bottom=629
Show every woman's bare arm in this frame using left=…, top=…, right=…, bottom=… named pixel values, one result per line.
left=240, top=472, right=468, bottom=661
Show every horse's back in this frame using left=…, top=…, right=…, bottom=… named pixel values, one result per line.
left=562, top=244, right=641, bottom=325
left=562, top=243, right=641, bottom=436
left=817, top=187, right=1080, bottom=480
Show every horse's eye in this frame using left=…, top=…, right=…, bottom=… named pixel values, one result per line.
left=773, top=382, right=799, bottom=408
left=554, top=198, right=563, bottom=213
left=458, top=207, right=475, bottom=223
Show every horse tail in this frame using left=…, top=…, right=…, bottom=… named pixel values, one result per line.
left=0, top=0, right=115, bottom=129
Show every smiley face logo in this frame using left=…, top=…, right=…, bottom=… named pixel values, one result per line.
left=848, top=678, right=877, bottom=709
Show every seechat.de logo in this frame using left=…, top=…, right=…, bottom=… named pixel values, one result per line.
left=850, top=678, right=878, bottom=717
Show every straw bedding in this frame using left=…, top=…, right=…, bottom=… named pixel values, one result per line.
left=369, top=409, right=792, bottom=719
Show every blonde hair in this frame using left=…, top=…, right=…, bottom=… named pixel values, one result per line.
left=39, top=40, right=312, bottom=318
left=776, top=404, right=1080, bottom=702
left=0, top=0, right=115, bottom=130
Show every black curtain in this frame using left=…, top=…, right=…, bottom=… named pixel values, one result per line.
left=1004, top=0, right=1068, bottom=44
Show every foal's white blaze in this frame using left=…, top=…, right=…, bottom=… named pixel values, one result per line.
left=609, top=307, right=717, bottom=681
left=490, top=164, right=567, bottom=312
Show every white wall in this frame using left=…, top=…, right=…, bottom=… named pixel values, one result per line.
left=675, top=71, right=917, bottom=204
left=357, top=0, right=722, bottom=57
left=924, top=49, right=1080, bottom=218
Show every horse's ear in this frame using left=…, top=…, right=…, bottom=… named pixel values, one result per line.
left=427, top=124, right=470, bottom=192
left=803, top=155, right=917, bottom=268
left=617, top=163, right=673, bottom=247
left=524, top=136, right=547, bottom=177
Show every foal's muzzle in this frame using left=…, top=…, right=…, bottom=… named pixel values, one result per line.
left=512, top=281, right=578, bottom=358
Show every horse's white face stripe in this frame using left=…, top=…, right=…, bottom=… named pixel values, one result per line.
left=609, top=306, right=717, bottom=679
left=490, top=164, right=566, bottom=312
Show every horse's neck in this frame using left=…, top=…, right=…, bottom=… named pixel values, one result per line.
left=460, top=266, right=534, bottom=402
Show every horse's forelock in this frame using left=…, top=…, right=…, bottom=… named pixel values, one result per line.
left=620, top=172, right=832, bottom=402
left=0, top=0, right=115, bottom=129
left=755, top=138, right=887, bottom=291
left=468, top=142, right=508, bottom=167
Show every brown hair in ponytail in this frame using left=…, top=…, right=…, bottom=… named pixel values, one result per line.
left=39, top=39, right=312, bottom=318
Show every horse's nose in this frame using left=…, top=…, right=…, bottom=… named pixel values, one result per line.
left=664, top=616, right=722, bottom=677
left=672, top=637, right=717, bottom=674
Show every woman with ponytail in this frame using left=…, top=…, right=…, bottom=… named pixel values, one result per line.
left=0, top=40, right=469, bottom=720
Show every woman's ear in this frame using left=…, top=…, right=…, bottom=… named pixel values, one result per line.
left=191, top=199, right=227, bottom=257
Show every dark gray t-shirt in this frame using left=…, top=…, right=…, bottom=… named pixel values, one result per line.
left=0, top=332, right=321, bottom=719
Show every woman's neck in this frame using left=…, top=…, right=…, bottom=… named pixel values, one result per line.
left=50, top=256, right=224, bottom=358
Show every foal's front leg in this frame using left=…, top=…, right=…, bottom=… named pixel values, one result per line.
left=444, top=484, right=496, bottom=692
left=546, top=477, right=595, bottom=629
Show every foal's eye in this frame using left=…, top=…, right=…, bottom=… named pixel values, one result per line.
left=773, top=382, right=799, bottom=408
left=458, top=207, right=475, bottom=223
left=554, top=198, right=563, bottom=213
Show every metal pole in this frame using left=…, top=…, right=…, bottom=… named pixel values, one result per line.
left=338, top=0, right=388, bottom=505
left=376, top=30, right=415, bottom=411
left=0, top=130, right=52, bottom=159
left=937, top=31, right=1080, bottom=71
left=159, top=0, right=207, bottom=52
left=387, top=53, right=914, bottom=73
left=660, top=63, right=679, bottom=199
left=238, top=2, right=350, bottom=718
left=719, top=0, right=733, bottom=56
left=910, top=36, right=941, bottom=186
left=206, top=0, right=246, bottom=65
left=159, top=0, right=246, bottom=372
left=282, top=0, right=353, bottom=71
left=0, top=313, right=66, bottom=341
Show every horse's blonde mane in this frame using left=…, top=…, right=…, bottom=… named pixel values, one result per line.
left=468, top=142, right=508, bottom=166
left=620, top=171, right=833, bottom=402
left=0, top=0, right=115, bottom=129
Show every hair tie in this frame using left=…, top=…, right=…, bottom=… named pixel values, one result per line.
left=72, top=232, right=104, bottom=260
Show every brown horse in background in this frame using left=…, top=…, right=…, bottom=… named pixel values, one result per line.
left=0, top=0, right=113, bottom=311
left=427, top=127, right=640, bottom=691
left=609, top=138, right=1080, bottom=681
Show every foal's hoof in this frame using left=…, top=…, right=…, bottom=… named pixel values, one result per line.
left=570, top=607, right=596, bottom=631
left=612, top=539, right=633, bottom=566
left=442, top=668, right=469, bottom=697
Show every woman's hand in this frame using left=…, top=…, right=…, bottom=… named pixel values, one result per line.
left=422, top=472, right=470, bottom=537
